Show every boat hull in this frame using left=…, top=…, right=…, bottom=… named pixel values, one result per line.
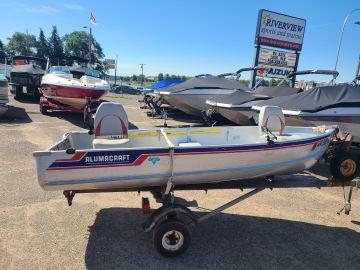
left=41, top=84, right=107, bottom=109
left=34, top=133, right=331, bottom=191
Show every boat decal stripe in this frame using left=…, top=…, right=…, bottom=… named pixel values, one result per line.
left=46, top=135, right=329, bottom=170
left=47, top=148, right=170, bottom=170
left=46, top=150, right=323, bottom=186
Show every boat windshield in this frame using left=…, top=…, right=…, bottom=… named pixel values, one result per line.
left=49, top=66, right=71, bottom=75
left=85, top=69, right=101, bottom=78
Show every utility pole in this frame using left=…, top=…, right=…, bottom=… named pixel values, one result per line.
left=140, top=63, right=145, bottom=87
left=25, top=29, right=29, bottom=56
left=114, top=54, right=118, bottom=86
left=89, top=27, right=92, bottom=66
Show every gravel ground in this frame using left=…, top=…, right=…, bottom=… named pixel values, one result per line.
left=0, top=94, right=359, bottom=270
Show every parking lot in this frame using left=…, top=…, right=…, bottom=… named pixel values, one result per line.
left=1, top=94, right=360, bottom=270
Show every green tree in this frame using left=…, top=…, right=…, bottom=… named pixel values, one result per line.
left=63, top=31, right=105, bottom=71
left=181, top=75, right=186, bottom=81
left=48, top=26, right=64, bottom=60
left=158, top=73, right=164, bottom=81
left=5, top=32, right=37, bottom=57
left=165, top=73, right=170, bottom=80
left=132, top=74, right=137, bottom=82
left=0, top=39, right=5, bottom=63
left=36, top=28, right=49, bottom=59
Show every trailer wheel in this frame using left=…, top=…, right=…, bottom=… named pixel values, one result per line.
left=39, top=101, right=48, bottom=115
left=153, top=220, right=191, bottom=257
left=15, top=86, right=23, bottom=100
left=330, top=152, right=359, bottom=181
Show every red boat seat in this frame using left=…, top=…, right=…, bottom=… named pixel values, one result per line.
left=93, top=102, right=129, bottom=149
left=258, top=106, right=285, bottom=136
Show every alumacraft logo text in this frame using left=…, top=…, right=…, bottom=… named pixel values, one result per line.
left=263, top=15, right=304, bottom=32
left=85, top=154, right=131, bottom=163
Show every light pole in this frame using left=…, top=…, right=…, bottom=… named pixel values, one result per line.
left=334, top=8, right=360, bottom=71
left=83, top=26, right=92, bottom=66
left=140, top=63, right=145, bottom=87
left=114, top=54, right=118, bottom=86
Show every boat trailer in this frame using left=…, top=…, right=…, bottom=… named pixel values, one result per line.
left=39, top=96, right=105, bottom=126
left=63, top=174, right=359, bottom=257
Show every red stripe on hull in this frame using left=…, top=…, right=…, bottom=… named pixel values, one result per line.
left=41, top=84, right=107, bottom=99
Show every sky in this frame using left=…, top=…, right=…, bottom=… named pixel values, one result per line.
left=0, top=0, right=359, bottom=82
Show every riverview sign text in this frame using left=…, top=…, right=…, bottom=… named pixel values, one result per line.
left=255, top=9, right=306, bottom=51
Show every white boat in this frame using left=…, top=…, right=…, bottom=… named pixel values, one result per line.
left=33, top=103, right=334, bottom=191
left=41, top=66, right=110, bottom=110
left=252, top=84, right=360, bottom=143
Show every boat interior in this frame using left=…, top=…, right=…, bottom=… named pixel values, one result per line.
left=47, top=66, right=105, bottom=84
left=47, top=103, right=328, bottom=152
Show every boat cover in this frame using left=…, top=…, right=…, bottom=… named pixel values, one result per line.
left=208, top=86, right=299, bottom=106
left=10, top=64, right=45, bottom=75
left=208, top=89, right=266, bottom=105
left=160, top=76, right=250, bottom=93
left=255, top=84, right=360, bottom=112
left=146, top=79, right=183, bottom=90
left=254, top=86, right=302, bottom=97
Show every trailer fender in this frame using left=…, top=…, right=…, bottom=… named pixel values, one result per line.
left=142, top=204, right=197, bottom=232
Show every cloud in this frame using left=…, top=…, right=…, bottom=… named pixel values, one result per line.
left=64, top=3, right=84, bottom=11
left=0, top=0, right=15, bottom=7
left=24, top=6, right=59, bottom=14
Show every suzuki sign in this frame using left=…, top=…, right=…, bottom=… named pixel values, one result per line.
left=255, top=9, right=306, bottom=51
left=256, top=64, right=294, bottom=79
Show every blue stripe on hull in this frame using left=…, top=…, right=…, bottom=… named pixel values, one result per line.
left=47, top=150, right=323, bottom=187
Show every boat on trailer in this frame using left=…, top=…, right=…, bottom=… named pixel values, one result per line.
left=34, top=102, right=360, bottom=257
left=34, top=103, right=334, bottom=191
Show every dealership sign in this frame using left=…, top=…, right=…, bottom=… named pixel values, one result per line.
left=255, top=9, right=306, bottom=51
left=258, top=48, right=297, bottom=67
left=105, top=59, right=116, bottom=69
left=256, top=64, right=294, bottom=79
left=256, top=48, right=297, bottom=79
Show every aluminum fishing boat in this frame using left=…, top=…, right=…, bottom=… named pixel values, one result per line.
left=40, top=66, right=110, bottom=110
left=33, top=102, right=334, bottom=191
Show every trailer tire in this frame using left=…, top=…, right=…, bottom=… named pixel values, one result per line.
left=15, top=86, right=23, bottom=100
left=39, top=101, right=48, bottom=115
left=330, top=151, right=359, bottom=182
left=153, top=220, right=191, bottom=257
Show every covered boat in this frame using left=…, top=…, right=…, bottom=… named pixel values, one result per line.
left=9, top=56, right=46, bottom=99
left=206, top=86, right=301, bottom=125
left=33, top=103, right=333, bottom=191
left=156, top=76, right=250, bottom=116
left=252, top=84, right=360, bottom=143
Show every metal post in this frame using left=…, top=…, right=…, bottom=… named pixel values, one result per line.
left=140, top=63, right=145, bottom=87
left=251, top=45, right=260, bottom=89
left=114, top=57, right=117, bottom=86
left=89, top=27, right=92, bottom=66
left=291, top=51, right=300, bottom=88
left=354, top=55, right=360, bottom=81
left=334, top=8, right=360, bottom=72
